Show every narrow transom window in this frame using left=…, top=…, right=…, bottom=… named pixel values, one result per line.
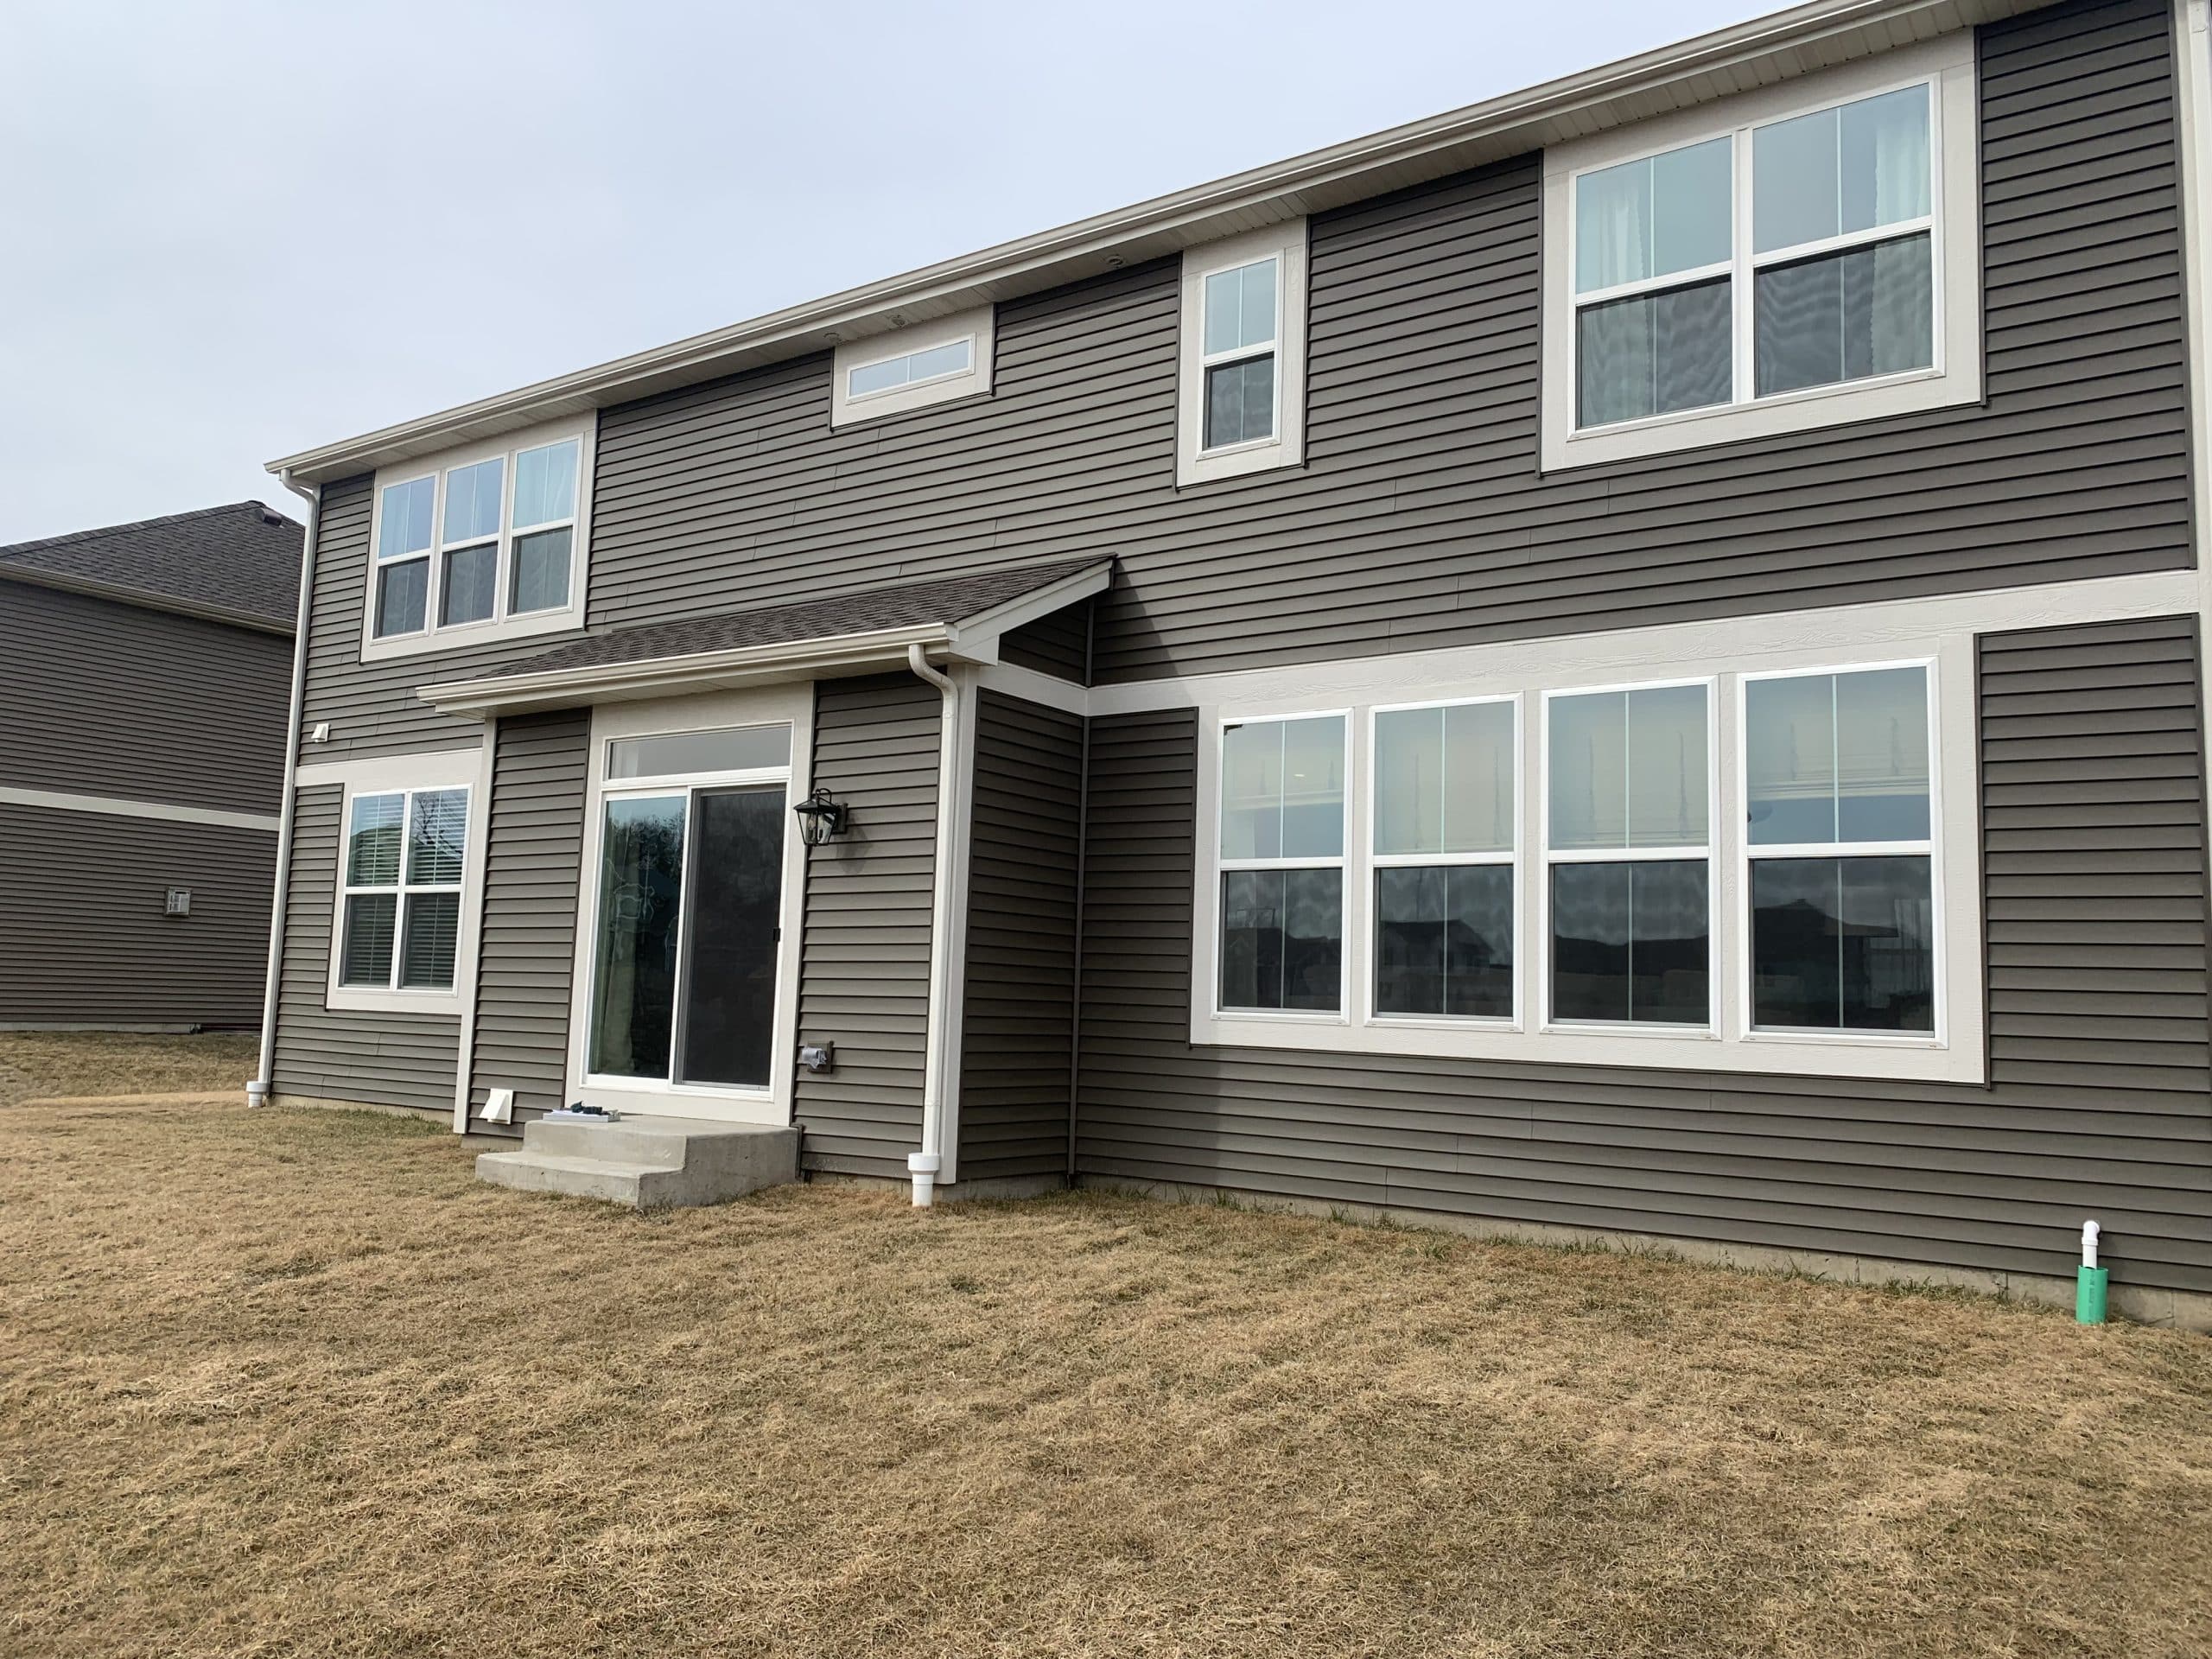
left=1217, top=714, right=1346, bottom=1014
left=1370, top=700, right=1516, bottom=1020
left=1201, top=257, right=1280, bottom=451
left=1545, top=683, right=1713, bottom=1027
left=1745, top=664, right=1935, bottom=1033
left=339, top=786, right=468, bottom=991
left=848, top=337, right=974, bottom=401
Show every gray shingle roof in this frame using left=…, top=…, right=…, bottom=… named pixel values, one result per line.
left=0, top=500, right=303, bottom=628
left=497, top=557, right=1107, bottom=679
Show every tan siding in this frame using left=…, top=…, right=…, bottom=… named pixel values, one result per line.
left=793, top=674, right=939, bottom=1177
left=1074, top=615, right=2212, bottom=1295
left=957, top=691, right=1082, bottom=1183
left=270, top=785, right=460, bottom=1111
left=467, top=709, right=590, bottom=1128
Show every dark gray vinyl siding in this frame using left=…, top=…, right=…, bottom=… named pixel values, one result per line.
left=1074, top=615, right=2212, bottom=1296
left=467, top=709, right=590, bottom=1128
left=998, top=598, right=1090, bottom=683
left=270, top=785, right=461, bottom=1111
left=577, top=0, right=2187, bottom=689
left=297, top=476, right=570, bottom=765
left=0, top=802, right=274, bottom=1027
left=0, top=580, right=292, bottom=812
left=793, top=674, right=940, bottom=1177
left=957, top=691, right=1083, bottom=1183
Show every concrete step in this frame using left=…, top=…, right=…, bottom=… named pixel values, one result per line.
left=474, top=1113, right=800, bottom=1211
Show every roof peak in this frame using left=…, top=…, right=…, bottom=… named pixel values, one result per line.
left=0, top=499, right=301, bottom=562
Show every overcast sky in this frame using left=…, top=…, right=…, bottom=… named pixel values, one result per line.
left=0, top=0, right=1758, bottom=544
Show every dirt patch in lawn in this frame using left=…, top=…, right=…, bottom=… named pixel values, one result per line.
left=3, top=1096, right=2208, bottom=1659
left=0, top=1030, right=257, bottom=1105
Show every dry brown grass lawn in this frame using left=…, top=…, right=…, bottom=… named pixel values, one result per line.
left=3, top=1080, right=2209, bottom=1656
left=0, top=1030, right=257, bottom=1104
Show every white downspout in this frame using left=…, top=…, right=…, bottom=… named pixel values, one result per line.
left=247, top=469, right=321, bottom=1107
left=907, top=641, right=960, bottom=1205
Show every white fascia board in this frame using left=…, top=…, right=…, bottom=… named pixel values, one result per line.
left=265, top=0, right=2048, bottom=486
left=417, top=624, right=955, bottom=719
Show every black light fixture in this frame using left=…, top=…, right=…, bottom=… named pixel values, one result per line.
left=792, top=787, right=849, bottom=847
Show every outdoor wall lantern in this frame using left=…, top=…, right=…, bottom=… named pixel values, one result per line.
left=792, top=787, right=849, bottom=847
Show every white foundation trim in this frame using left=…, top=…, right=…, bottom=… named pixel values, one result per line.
left=0, top=785, right=278, bottom=833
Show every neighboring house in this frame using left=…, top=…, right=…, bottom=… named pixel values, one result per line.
left=259, top=0, right=2212, bottom=1324
left=0, top=502, right=302, bottom=1028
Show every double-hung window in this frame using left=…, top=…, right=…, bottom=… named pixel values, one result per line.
left=1744, top=664, right=1936, bottom=1033
left=1178, top=222, right=1309, bottom=486
left=1544, top=683, right=1713, bottom=1027
left=365, top=421, right=590, bottom=657
left=1217, top=714, right=1346, bottom=1014
left=1541, top=36, right=1978, bottom=469
left=339, top=786, right=468, bottom=993
left=1370, top=699, right=1516, bottom=1020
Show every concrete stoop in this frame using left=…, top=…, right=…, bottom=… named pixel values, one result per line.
left=474, top=1115, right=799, bottom=1210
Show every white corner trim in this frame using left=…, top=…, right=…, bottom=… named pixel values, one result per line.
left=2175, top=0, right=2212, bottom=757
left=0, top=785, right=279, bottom=833
left=830, top=305, right=995, bottom=427
left=1540, top=35, right=1981, bottom=473
left=1177, top=221, right=1309, bottom=487
left=359, top=414, right=594, bottom=664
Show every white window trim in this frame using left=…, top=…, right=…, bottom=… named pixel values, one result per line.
left=1189, top=625, right=1985, bottom=1085
left=830, top=305, right=995, bottom=427
left=1215, top=709, right=1351, bottom=1020
left=360, top=415, right=594, bottom=663
left=1736, top=658, right=1945, bottom=1049
left=1177, top=220, right=1308, bottom=486
left=563, top=683, right=813, bottom=1126
left=321, top=747, right=487, bottom=1016
left=1537, top=677, right=1721, bottom=1037
left=1364, top=693, right=1523, bottom=1032
left=1540, top=34, right=1981, bottom=472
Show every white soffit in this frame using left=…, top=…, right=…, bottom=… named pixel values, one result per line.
left=268, top=0, right=2049, bottom=486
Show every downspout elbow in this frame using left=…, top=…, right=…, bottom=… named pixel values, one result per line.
left=907, top=639, right=954, bottom=694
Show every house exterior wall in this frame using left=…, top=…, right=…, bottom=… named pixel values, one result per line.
left=0, top=578, right=290, bottom=1027
left=1074, top=613, right=2212, bottom=1298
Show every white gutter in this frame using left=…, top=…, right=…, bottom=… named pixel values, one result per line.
left=906, top=642, right=961, bottom=1207
left=248, top=470, right=321, bottom=1108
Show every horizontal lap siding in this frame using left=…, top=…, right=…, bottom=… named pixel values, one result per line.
left=794, top=675, right=938, bottom=1178
left=999, top=600, right=1090, bottom=683
left=0, top=803, right=274, bottom=1027
left=270, top=785, right=460, bottom=1111
left=957, top=691, right=1082, bottom=1183
left=467, top=709, right=589, bottom=1128
left=0, top=582, right=291, bottom=811
left=297, top=477, right=551, bottom=765
left=578, top=0, right=2187, bottom=691
left=1076, top=617, right=2212, bottom=1293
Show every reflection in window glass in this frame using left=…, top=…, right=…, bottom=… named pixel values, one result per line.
left=1752, top=856, right=1933, bottom=1031
left=1220, top=868, right=1342, bottom=1012
left=1220, top=717, right=1343, bottom=860
left=1753, top=86, right=1930, bottom=255
left=442, top=457, right=505, bottom=544
left=407, top=790, right=468, bottom=884
left=1549, top=684, right=1708, bottom=850
left=588, top=795, right=687, bottom=1078
left=1577, top=277, right=1732, bottom=427
left=1375, top=702, right=1513, bottom=855
left=678, top=786, right=787, bottom=1088
left=1747, top=667, right=1929, bottom=845
left=1375, top=866, right=1512, bottom=1017
left=1754, top=233, right=1932, bottom=397
left=1205, top=356, right=1276, bottom=448
left=1550, top=860, right=1710, bottom=1025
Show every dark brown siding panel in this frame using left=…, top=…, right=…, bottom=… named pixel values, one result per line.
left=574, top=2, right=2188, bottom=695
left=998, top=598, right=1091, bottom=683
left=957, top=691, right=1082, bottom=1183
left=0, top=802, right=274, bottom=1027
left=0, top=582, right=292, bottom=812
left=270, top=785, right=461, bottom=1111
left=793, top=674, right=939, bottom=1177
left=467, top=709, right=590, bottom=1128
left=1076, top=619, right=2212, bottom=1294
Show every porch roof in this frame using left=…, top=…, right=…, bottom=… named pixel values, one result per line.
left=416, top=556, right=1109, bottom=719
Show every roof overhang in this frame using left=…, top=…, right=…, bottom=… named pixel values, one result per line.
left=417, top=557, right=1109, bottom=719
left=0, top=563, right=295, bottom=636
left=268, top=0, right=2051, bottom=487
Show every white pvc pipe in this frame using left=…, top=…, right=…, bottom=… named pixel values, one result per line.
left=906, top=642, right=959, bottom=1207
left=2082, top=1219, right=2100, bottom=1269
left=249, top=471, right=321, bottom=1108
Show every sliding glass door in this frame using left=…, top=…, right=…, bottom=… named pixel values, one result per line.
left=586, top=723, right=791, bottom=1096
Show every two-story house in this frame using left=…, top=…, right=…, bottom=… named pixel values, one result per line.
left=2, top=502, right=302, bottom=1029
left=255, top=0, right=2212, bottom=1326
